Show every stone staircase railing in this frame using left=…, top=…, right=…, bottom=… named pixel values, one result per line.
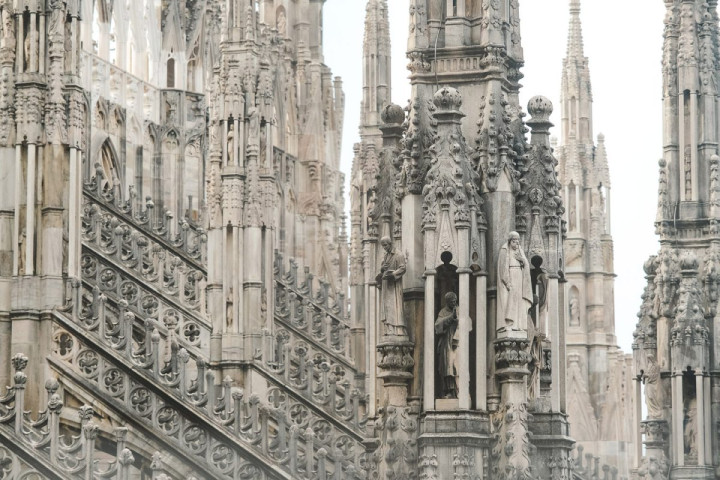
left=81, top=197, right=207, bottom=317
left=571, top=445, right=624, bottom=480
left=0, top=353, right=185, bottom=480
left=260, top=324, right=369, bottom=435
left=274, top=251, right=352, bottom=366
left=77, top=252, right=209, bottom=352
left=83, top=167, right=207, bottom=272
left=50, top=306, right=374, bottom=479
left=66, top=275, right=369, bottom=442
left=268, top=253, right=370, bottom=434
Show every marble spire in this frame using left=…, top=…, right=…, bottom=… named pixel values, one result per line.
left=360, top=0, right=391, bottom=141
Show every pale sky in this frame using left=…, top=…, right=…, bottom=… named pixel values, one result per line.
left=323, top=0, right=667, bottom=352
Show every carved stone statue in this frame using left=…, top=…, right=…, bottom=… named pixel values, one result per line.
left=227, top=129, right=236, bottom=165
left=684, top=397, right=698, bottom=459
left=569, top=296, right=580, bottom=326
left=276, top=10, right=287, bottom=36
left=17, top=229, right=25, bottom=274
left=497, top=231, right=533, bottom=332
left=644, top=354, right=662, bottom=419
left=435, top=292, right=459, bottom=399
left=376, top=236, right=406, bottom=336
left=1, top=6, right=14, bottom=50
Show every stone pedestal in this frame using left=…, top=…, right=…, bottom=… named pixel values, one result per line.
left=418, top=411, right=491, bottom=480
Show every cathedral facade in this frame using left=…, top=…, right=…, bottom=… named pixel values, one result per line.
left=555, top=1, right=634, bottom=477
left=633, top=1, right=720, bottom=479
left=0, top=0, right=701, bottom=479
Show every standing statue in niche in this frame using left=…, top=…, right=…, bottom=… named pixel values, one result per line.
left=684, top=396, right=698, bottom=459
left=435, top=292, right=459, bottom=399
left=376, top=236, right=407, bottom=336
left=644, top=354, right=663, bottom=419
left=569, top=296, right=581, bottom=326
left=497, top=231, right=533, bottom=332
left=276, top=10, right=287, bottom=36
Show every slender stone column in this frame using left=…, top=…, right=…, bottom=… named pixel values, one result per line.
left=12, top=145, right=20, bottom=275
left=25, top=144, right=36, bottom=275
left=423, top=272, right=435, bottom=411
left=28, top=13, right=37, bottom=73
left=703, top=375, right=711, bottom=462
left=68, top=148, right=79, bottom=278
left=690, top=93, right=698, bottom=201
left=695, top=371, right=704, bottom=466
left=671, top=372, right=684, bottom=466
left=15, top=13, right=22, bottom=75
left=547, top=276, right=560, bottom=411
left=38, top=13, right=44, bottom=74
left=634, top=377, right=642, bottom=468
left=457, top=228, right=470, bottom=409
left=475, top=272, right=487, bottom=410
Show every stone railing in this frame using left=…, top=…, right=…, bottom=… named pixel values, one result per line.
left=0, top=353, right=183, bottom=480
left=274, top=251, right=352, bottom=366
left=268, top=253, right=369, bottom=434
left=77, top=251, right=209, bottom=351
left=50, top=309, right=373, bottom=479
left=82, top=50, right=159, bottom=122
left=83, top=168, right=207, bottom=271
left=571, top=445, right=623, bottom=480
left=81, top=197, right=207, bottom=315
left=65, top=276, right=368, bottom=446
left=260, top=325, right=369, bottom=435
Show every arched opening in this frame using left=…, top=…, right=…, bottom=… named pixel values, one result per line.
left=98, top=140, right=121, bottom=197
left=568, top=286, right=581, bottom=327
left=167, top=57, right=175, bottom=88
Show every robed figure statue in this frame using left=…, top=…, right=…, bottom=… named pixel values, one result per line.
left=497, top=231, right=533, bottom=332
left=376, top=237, right=407, bottom=336
left=435, top=292, right=459, bottom=398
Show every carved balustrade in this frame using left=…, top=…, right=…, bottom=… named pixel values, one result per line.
left=261, top=326, right=368, bottom=434
left=83, top=51, right=158, bottom=118
left=50, top=310, right=372, bottom=479
left=0, top=353, right=159, bottom=480
left=570, top=445, right=622, bottom=480
left=274, top=252, right=352, bottom=366
left=81, top=200, right=206, bottom=315
left=82, top=174, right=207, bottom=272
left=74, top=256, right=209, bottom=352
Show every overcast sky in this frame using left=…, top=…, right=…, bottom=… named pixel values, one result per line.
left=323, top=0, right=667, bottom=352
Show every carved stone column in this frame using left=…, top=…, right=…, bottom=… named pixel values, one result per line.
left=492, top=336, right=533, bottom=479
left=637, top=420, right=669, bottom=480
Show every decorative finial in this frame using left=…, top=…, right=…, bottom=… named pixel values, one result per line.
left=680, top=250, right=699, bottom=272
left=527, top=96, right=553, bottom=121
left=381, top=103, right=405, bottom=125
left=432, top=87, right=463, bottom=112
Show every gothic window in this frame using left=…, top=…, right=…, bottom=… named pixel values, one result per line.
left=99, top=141, right=121, bottom=195
left=184, top=137, right=202, bottom=222
left=167, top=58, right=175, bottom=88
